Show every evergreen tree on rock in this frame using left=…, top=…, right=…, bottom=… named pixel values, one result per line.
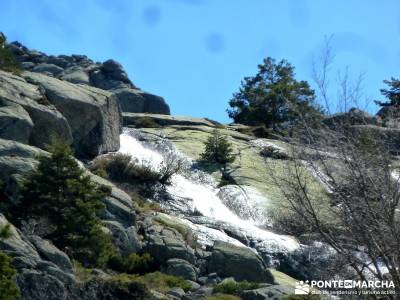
left=16, top=141, right=114, bottom=267
left=201, top=129, right=236, bottom=172
left=228, top=57, right=323, bottom=132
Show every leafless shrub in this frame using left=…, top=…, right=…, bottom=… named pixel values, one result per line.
left=90, top=152, right=184, bottom=185
left=267, top=38, right=400, bottom=297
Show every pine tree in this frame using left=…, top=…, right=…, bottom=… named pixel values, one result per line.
left=16, top=141, right=114, bottom=267
left=0, top=33, right=20, bottom=74
left=375, top=78, right=400, bottom=107
left=227, top=57, right=323, bottom=131
left=200, top=130, right=236, bottom=171
left=0, top=224, right=20, bottom=300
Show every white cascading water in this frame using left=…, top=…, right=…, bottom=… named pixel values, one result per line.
left=119, top=128, right=299, bottom=253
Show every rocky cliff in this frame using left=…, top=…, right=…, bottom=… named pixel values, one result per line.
left=0, top=39, right=303, bottom=300
left=7, top=40, right=170, bottom=115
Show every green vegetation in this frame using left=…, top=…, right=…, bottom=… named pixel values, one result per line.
left=375, top=77, right=400, bottom=107
left=227, top=57, right=323, bottom=132
left=107, top=272, right=191, bottom=294
left=137, top=271, right=191, bottom=293
left=129, top=115, right=161, bottom=128
left=201, top=295, right=241, bottom=300
left=200, top=129, right=236, bottom=169
left=0, top=224, right=20, bottom=300
left=213, top=280, right=260, bottom=295
left=72, top=260, right=93, bottom=283
left=97, top=275, right=151, bottom=300
left=108, top=253, right=156, bottom=275
left=0, top=34, right=20, bottom=75
left=0, top=224, right=11, bottom=239
left=0, top=252, right=20, bottom=300
left=14, top=141, right=115, bottom=267
left=200, top=129, right=237, bottom=186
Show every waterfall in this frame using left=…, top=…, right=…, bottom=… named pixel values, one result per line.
left=119, top=128, right=299, bottom=254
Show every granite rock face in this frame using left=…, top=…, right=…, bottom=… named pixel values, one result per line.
left=207, top=241, right=274, bottom=283
left=23, top=71, right=122, bottom=157
left=0, top=70, right=73, bottom=149
left=6, top=41, right=171, bottom=115
left=115, top=88, right=170, bottom=115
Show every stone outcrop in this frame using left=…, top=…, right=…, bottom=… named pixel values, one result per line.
left=123, top=113, right=215, bottom=127
left=142, top=217, right=196, bottom=265
left=115, top=88, right=170, bottom=115
left=207, top=241, right=274, bottom=283
left=323, top=107, right=379, bottom=128
left=22, top=71, right=122, bottom=157
left=0, top=99, right=33, bottom=143
left=163, top=258, right=198, bottom=281
left=0, top=70, right=73, bottom=149
left=6, top=41, right=171, bottom=115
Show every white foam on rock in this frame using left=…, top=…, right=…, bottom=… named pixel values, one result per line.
left=119, top=128, right=299, bottom=253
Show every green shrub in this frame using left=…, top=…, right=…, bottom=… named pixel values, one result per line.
left=109, top=252, right=156, bottom=275
left=137, top=271, right=191, bottom=293
left=132, top=116, right=161, bottom=128
left=108, top=272, right=191, bottom=294
left=124, top=189, right=164, bottom=213
left=0, top=222, right=20, bottom=300
left=0, top=34, right=21, bottom=75
left=96, top=275, right=152, bottom=300
left=213, top=280, right=260, bottom=295
left=124, top=253, right=155, bottom=274
left=0, top=224, right=11, bottom=239
left=72, top=260, right=93, bottom=283
left=201, top=130, right=236, bottom=166
left=14, top=141, right=115, bottom=268
left=0, top=252, right=20, bottom=300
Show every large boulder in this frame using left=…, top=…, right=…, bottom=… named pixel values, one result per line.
left=7, top=40, right=172, bottom=118
left=143, top=215, right=196, bottom=265
left=28, top=235, right=73, bottom=271
left=0, top=214, right=41, bottom=269
left=102, top=221, right=142, bottom=254
left=207, top=241, right=274, bottom=283
left=89, top=173, right=137, bottom=227
left=115, top=88, right=170, bottom=115
left=163, top=258, right=198, bottom=281
left=240, top=285, right=293, bottom=300
left=0, top=138, right=47, bottom=199
left=0, top=99, right=33, bottom=143
left=61, top=69, right=90, bottom=85
left=23, top=71, right=121, bottom=158
left=323, top=108, right=378, bottom=129
left=89, top=60, right=134, bottom=90
left=32, top=63, right=64, bottom=77
left=0, top=70, right=73, bottom=149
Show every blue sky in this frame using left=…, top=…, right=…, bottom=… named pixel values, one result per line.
left=1, top=0, right=399, bottom=122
